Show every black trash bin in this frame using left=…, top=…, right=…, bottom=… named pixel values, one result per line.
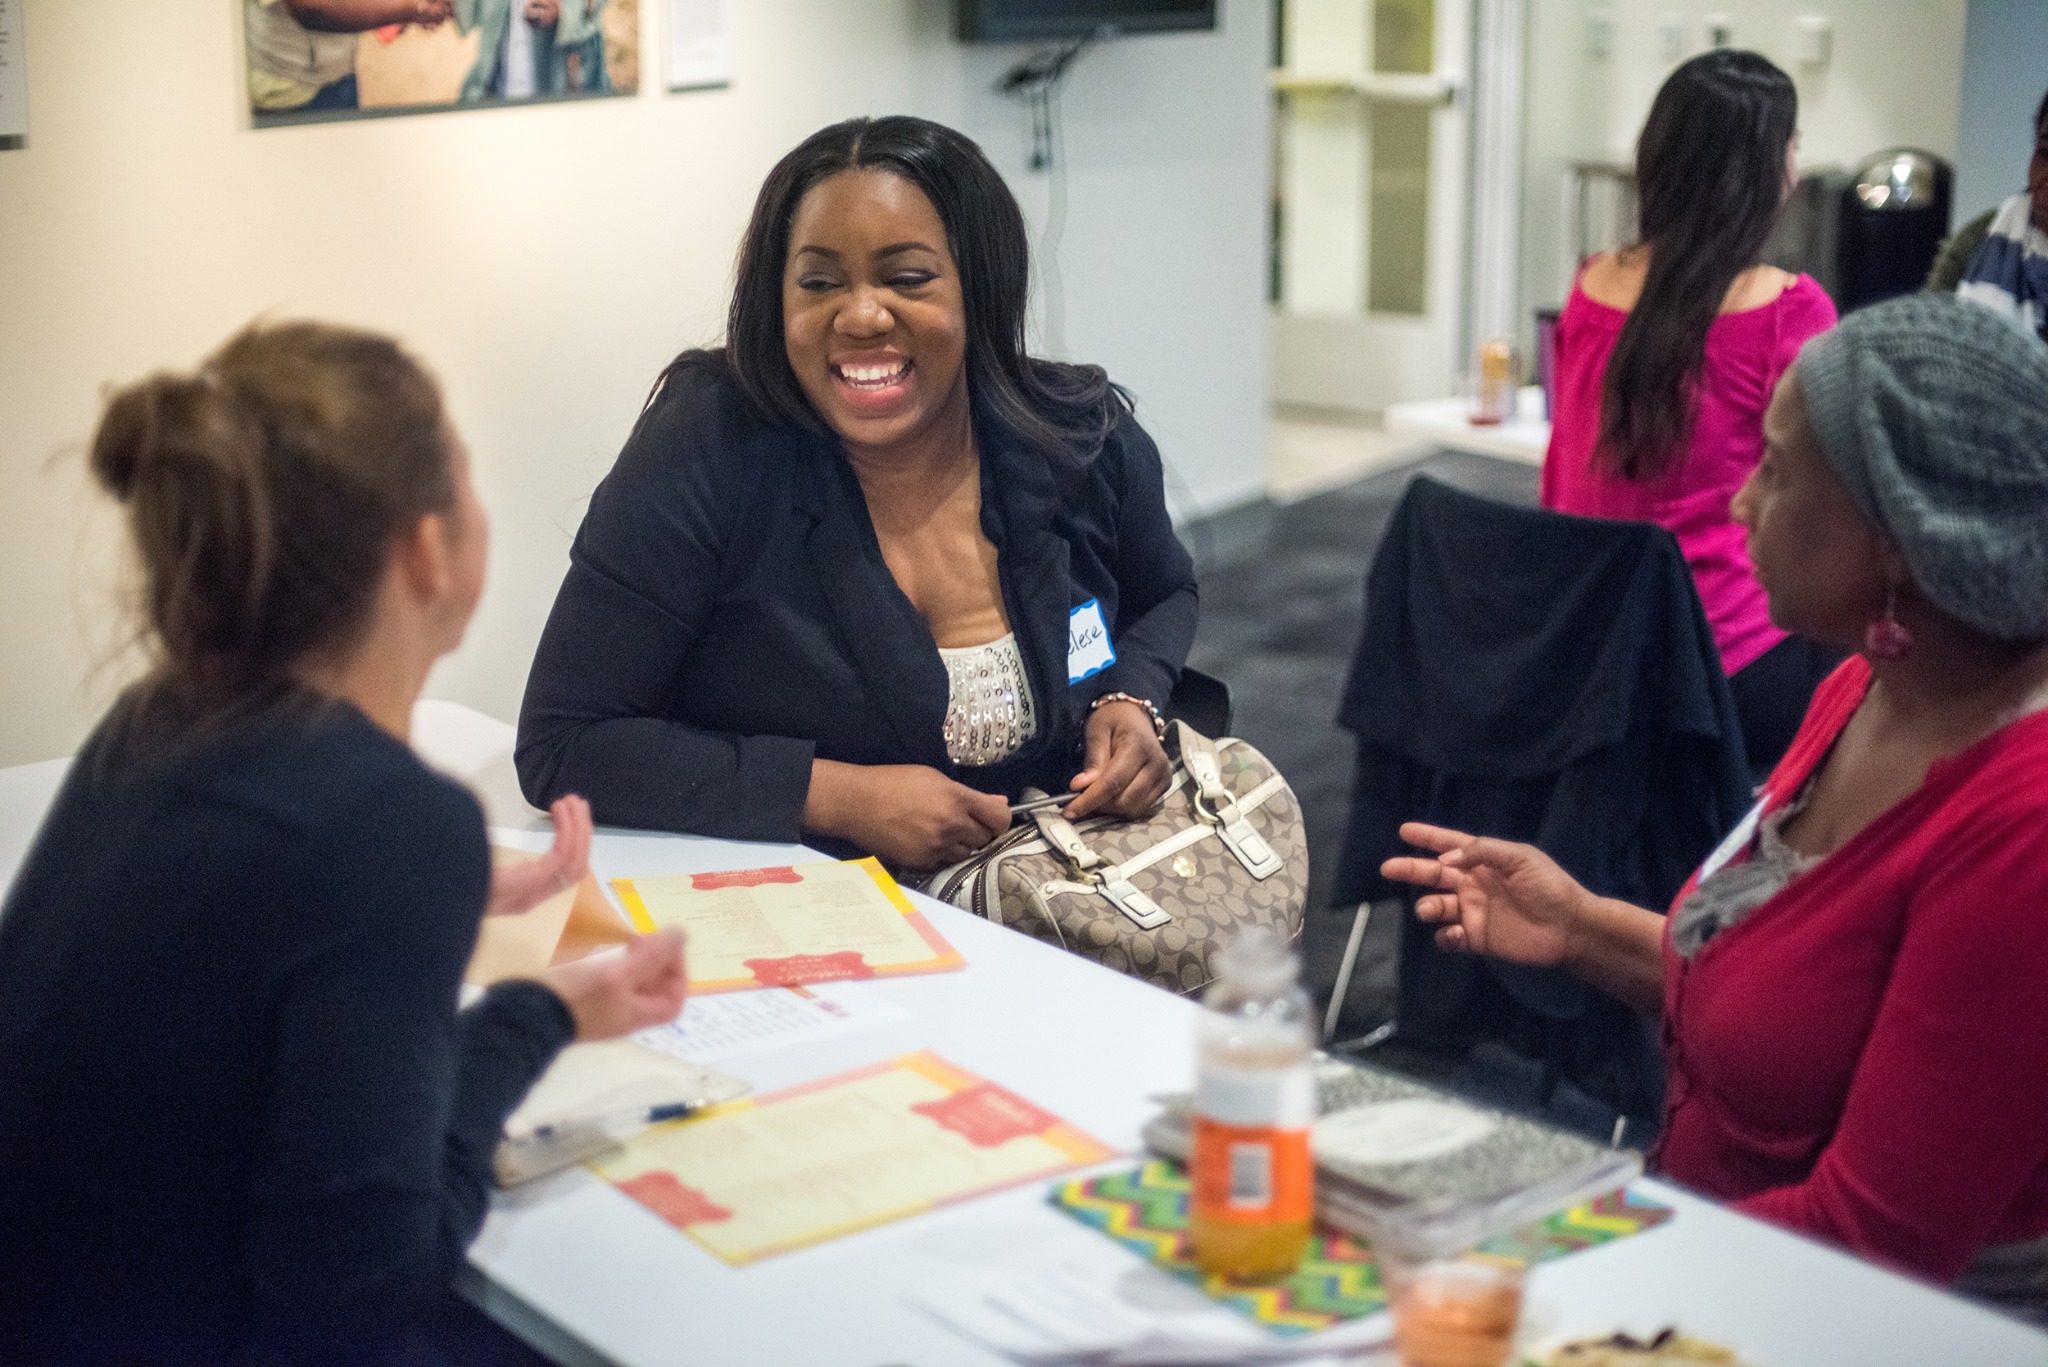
left=1837, top=148, right=1952, bottom=313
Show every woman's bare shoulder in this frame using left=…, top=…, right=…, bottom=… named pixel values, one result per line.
left=1722, top=265, right=1798, bottom=313
left=1578, top=249, right=1646, bottom=310
left=1576, top=253, right=1796, bottom=315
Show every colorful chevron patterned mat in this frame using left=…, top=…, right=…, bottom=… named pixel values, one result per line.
left=1049, top=1160, right=1674, bottom=1336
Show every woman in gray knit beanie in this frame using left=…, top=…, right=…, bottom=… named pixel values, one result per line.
left=1384, top=290, right=2048, bottom=1321
left=1788, top=290, right=2048, bottom=646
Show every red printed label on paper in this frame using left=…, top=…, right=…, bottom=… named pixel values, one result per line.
left=744, top=951, right=874, bottom=986
left=615, top=1171, right=733, bottom=1228
left=911, top=1083, right=1061, bottom=1147
left=689, top=866, right=806, bottom=891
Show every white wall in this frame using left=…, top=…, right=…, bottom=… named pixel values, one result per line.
left=1954, top=0, right=2047, bottom=225
left=0, top=0, right=1272, bottom=767
left=1517, top=0, right=1967, bottom=330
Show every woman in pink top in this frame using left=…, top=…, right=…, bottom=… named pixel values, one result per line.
left=1544, top=50, right=1838, bottom=779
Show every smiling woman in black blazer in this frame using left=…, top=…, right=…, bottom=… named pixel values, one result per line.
left=516, top=116, right=1198, bottom=869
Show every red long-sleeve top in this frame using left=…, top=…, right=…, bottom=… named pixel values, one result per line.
left=1657, top=657, right=2048, bottom=1284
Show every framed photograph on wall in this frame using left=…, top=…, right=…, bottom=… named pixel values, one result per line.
left=0, top=0, right=28, bottom=142
left=245, top=0, right=639, bottom=128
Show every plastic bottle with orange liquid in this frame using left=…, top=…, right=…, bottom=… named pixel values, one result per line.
left=1189, top=927, right=1316, bottom=1280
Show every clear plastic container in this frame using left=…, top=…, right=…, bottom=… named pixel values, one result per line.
left=1388, top=1254, right=1526, bottom=1367
left=1189, top=927, right=1316, bottom=1280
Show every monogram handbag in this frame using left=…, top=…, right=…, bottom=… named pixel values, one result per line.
left=920, top=721, right=1307, bottom=996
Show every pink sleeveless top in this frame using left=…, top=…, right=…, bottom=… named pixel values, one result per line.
left=1541, top=272, right=1836, bottom=675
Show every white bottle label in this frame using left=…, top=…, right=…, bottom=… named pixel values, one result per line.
left=1195, top=1063, right=1316, bottom=1129
left=1227, top=1141, right=1274, bottom=1209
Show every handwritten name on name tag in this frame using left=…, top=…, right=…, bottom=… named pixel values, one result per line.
left=1067, top=599, right=1116, bottom=683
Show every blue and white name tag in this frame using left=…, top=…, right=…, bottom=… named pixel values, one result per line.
left=1695, top=795, right=1768, bottom=887
left=1067, top=599, right=1116, bottom=683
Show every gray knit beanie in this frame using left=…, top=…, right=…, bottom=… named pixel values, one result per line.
left=1796, top=292, right=2048, bottom=641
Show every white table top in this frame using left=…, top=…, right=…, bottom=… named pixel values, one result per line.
left=1384, top=389, right=1551, bottom=466
left=3, top=703, right=2044, bottom=1367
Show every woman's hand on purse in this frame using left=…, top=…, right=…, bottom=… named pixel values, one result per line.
left=804, top=760, right=1011, bottom=869
left=1066, top=702, right=1172, bottom=821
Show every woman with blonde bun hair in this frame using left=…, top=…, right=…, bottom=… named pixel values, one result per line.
left=0, top=321, right=686, bottom=1364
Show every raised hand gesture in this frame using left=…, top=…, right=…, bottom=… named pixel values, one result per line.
left=1380, top=822, right=1589, bottom=967
left=486, top=795, right=592, bottom=919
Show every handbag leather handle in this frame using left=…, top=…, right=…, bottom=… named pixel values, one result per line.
left=1025, top=791, right=1105, bottom=876
left=1025, top=791, right=1171, bottom=929
left=1171, top=720, right=1234, bottom=811
left=1168, top=721, right=1283, bottom=882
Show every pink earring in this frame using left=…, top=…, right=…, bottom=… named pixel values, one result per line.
left=1864, top=583, right=1914, bottom=660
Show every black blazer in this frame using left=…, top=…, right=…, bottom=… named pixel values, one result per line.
left=515, top=359, right=1198, bottom=847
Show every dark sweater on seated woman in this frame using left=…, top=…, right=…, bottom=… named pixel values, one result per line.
left=0, top=694, right=573, bottom=1364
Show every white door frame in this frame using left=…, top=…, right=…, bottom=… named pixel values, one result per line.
left=1464, top=0, right=1525, bottom=359
left=1268, top=0, right=1524, bottom=416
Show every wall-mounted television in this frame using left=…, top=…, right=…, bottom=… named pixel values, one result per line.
left=956, top=0, right=1219, bottom=43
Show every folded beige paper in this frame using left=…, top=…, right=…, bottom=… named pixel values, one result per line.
left=465, top=848, right=637, bottom=987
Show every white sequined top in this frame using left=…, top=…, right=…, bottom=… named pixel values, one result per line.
left=937, top=633, right=1038, bottom=767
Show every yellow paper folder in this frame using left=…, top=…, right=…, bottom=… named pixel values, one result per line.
left=611, top=858, right=965, bottom=994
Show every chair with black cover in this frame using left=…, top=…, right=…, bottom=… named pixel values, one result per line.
left=1316, top=476, right=1751, bottom=1134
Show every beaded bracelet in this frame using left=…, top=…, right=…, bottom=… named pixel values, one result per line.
left=1089, top=690, right=1167, bottom=739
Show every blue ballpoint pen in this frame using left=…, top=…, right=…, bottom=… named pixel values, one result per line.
left=528, top=1100, right=703, bottom=1143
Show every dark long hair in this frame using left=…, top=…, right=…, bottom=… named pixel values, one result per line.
left=653, top=116, right=1128, bottom=467
left=1598, top=50, right=1797, bottom=480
